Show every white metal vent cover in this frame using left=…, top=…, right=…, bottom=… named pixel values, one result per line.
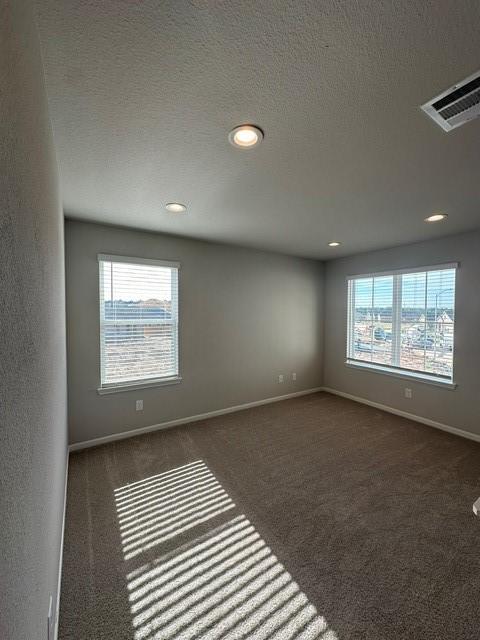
left=421, top=70, right=480, bottom=131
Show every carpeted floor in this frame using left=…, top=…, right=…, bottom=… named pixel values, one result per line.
left=59, top=392, right=480, bottom=640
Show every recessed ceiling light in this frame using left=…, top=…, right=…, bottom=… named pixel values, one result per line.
left=166, top=202, right=187, bottom=213
left=228, top=125, right=264, bottom=149
left=424, top=213, right=447, bottom=223
left=328, top=241, right=341, bottom=247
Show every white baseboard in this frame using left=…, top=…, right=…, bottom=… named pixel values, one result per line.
left=69, top=387, right=323, bottom=452
left=69, top=383, right=480, bottom=452
left=54, top=450, right=69, bottom=640
left=322, top=387, right=480, bottom=444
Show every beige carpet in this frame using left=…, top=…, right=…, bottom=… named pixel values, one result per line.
left=59, top=392, right=480, bottom=639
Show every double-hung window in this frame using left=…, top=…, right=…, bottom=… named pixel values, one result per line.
left=98, top=254, right=180, bottom=391
left=346, top=264, right=457, bottom=385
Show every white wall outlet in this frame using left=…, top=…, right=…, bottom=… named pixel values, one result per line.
left=136, top=399, right=143, bottom=411
left=292, top=372, right=297, bottom=381
left=47, top=595, right=54, bottom=640
left=278, top=374, right=284, bottom=383
left=404, top=388, right=412, bottom=399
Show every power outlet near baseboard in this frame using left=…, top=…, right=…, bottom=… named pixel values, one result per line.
left=47, top=595, right=54, bottom=640
left=404, top=388, right=412, bottom=399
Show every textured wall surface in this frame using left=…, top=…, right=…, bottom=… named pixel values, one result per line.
left=65, top=220, right=323, bottom=444
left=0, top=1, right=68, bottom=638
left=323, top=231, right=480, bottom=436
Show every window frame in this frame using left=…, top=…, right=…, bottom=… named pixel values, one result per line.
left=97, top=253, right=181, bottom=394
left=345, top=263, right=457, bottom=388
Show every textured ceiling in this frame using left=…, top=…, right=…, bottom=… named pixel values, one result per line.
left=37, top=0, right=480, bottom=259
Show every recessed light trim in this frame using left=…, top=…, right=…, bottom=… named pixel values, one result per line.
left=228, top=125, right=264, bottom=149
left=166, top=202, right=187, bottom=213
left=328, top=241, right=341, bottom=247
left=424, top=213, right=447, bottom=223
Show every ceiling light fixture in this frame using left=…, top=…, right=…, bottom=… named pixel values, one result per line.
left=424, top=213, right=447, bottom=223
left=165, top=202, right=187, bottom=213
left=328, top=241, right=341, bottom=247
left=228, top=125, right=264, bottom=149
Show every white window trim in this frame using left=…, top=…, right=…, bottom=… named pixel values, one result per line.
left=345, top=361, right=457, bottom=389
left=345, top=262, right=458, bottom=280
left=97, top=375, right=182, bottom=395
left=97, top=253, right=180, bottom=269
left=97, top=254, right=181, bottom=393
left=346, top=263, right=457, bottom=387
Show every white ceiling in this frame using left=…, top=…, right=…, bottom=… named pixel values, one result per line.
left=37, top=0, right=480, bottom=259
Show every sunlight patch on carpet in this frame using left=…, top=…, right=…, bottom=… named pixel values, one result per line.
left=116, top=461, right=338, bottom=639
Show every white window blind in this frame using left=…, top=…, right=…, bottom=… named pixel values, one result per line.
left=99, top=255, right=179, bottom=388
left=347, top=264, right=456, bottom=382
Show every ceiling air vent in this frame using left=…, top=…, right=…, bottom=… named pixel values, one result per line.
left=421, top=70, right=480, bottom=131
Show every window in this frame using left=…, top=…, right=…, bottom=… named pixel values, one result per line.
left=347, top=264, right=456, bottom=384
left=98, top=254, right=179, bottom=390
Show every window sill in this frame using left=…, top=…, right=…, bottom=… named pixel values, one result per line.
left=345, top=361, right=457, bottom=389
left=97, top=376, right=182, bottom=395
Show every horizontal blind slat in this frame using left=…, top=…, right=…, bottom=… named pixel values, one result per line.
left=99, top=258, right=179, bottom=386
left=347, top=266, right=455, bottom=381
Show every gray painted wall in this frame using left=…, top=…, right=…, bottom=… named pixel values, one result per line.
left=0, top=2, right=68, bottom=639
left=65, top=221, right=324, bottom=444
left=324, top=231, right=480, bottom=437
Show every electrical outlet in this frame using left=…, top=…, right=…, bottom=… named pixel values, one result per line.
left=404, top=388, right=412, bottom=399
left=278, top=374, right=284, bottom=383
left=136, top=399, right=143, bottom=411
left=292, top=372, right=297, bottom=381
left=47, top=595, right=54, bottom=640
